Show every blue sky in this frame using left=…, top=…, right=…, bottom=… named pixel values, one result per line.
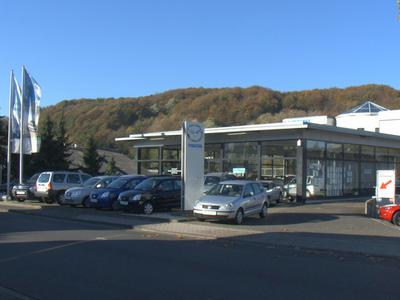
left=1, top=0, right=399, bottom=116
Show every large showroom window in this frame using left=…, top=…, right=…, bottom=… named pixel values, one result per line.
left=343, top=161, right=359, bottom=196
left=161, top=145, right=181, bottom=175
left=326, top=160, right=343, bottom=197
left=204, top=144, right=222, bottom=173
left=138, top=148, right=160, bottom=175
left=261, top=140, right=296, bottom=181
left=223, top=142, right=258, bottom=179
left=360, top=162, right=375, bottom=196
left=307, top=159, right=325, bottom=198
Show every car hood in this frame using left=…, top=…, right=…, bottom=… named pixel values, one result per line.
left=92, top=188, right=117, bottom=194
left=119, top=189, right=139, bottom=198
left=199, top=195, right=239, bottom=205
left=14, top=184, right=32, bottom=189
left=66, top=187, right=90, bottom=193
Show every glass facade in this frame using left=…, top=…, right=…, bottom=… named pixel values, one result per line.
left=135, top=139, right=400, bottom=199
left=223, top=142, right=258, bottom=179
left=306, top=140, right=400, bottom=198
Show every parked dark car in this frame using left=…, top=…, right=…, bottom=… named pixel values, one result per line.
left=89, top=175, right=146, bottom=209
left=63, top=176, right=118, bottom=207
left=117, top=176, right=182, bottom=214
left=0, top=181, right=17, bottom=199
left=12, top=173, right=41, bottom=202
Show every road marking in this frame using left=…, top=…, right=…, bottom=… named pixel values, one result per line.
left=0, top=285, right=37, bottom=300
left=0, top=234, right=126, bottom=264
left=370, top=218, right=400, bottom=232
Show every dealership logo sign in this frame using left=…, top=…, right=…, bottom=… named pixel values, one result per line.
left=187, top=124, right=203, bottom=143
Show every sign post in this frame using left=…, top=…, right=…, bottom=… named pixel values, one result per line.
left=376, top=170, right=396, bottom=204
left=181, top=121, right=204, bottom=211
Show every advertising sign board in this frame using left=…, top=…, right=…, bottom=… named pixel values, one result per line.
left=181, top=121, right=204, bottom=210
left=376, top=170, right=396, bottom=200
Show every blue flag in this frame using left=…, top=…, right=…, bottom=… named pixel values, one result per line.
left=21, top=68, right=42, bottom=154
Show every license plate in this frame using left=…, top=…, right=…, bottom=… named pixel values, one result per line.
left=120, top=201, right=128, bottom=205
left=16, top=191, right=26, bottom=195
left=201, top=210, right=217, bottom=216
left=90, top=198, right=98, bottom=203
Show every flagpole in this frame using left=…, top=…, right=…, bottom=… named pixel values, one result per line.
left=6, top=70, right=14, bottom=199
left=19, top=66, right=25, bottom=185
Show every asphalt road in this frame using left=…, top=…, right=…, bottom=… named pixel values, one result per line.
left=0, top=210, right=399, bottom=300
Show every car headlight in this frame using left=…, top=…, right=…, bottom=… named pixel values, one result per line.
left=101, top=191, right=110, bottom=198
left=223, top=202, right=234, bottom=209
left=132, top=194, right=141, bottom=201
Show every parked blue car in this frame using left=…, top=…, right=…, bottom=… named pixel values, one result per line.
left=89, top=175, right=146, bottom=209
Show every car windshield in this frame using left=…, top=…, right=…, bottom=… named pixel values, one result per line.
left=135, top=178, right=159, bottom=191
left=107, top=178, right=130, bottom=189
left=84, top=177, right=101, bottom=187
left=204, top=176, right=220, bottom=186
left=207, top=183, right=243, bottom=197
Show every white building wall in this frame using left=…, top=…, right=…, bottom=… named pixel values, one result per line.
left=336, top=114, right=380, bottom=132
left=336, top=109, right=400, bottom=135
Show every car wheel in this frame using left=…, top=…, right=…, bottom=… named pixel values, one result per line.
left=143, top=201, right=154, bottom=215
left=259, top=203, right=268, bottom=218
left=111, top=201, right=119, bottom=211
left=196, top=217, right=205, bottom=222
left=82, top=197, right=91, bottom=208
left=44, top=197, right=54, bottom=204
left=56, top=193, right=65, bottom=205
left=277, top=192, right=282, bottom=204
left=234, top=208, right=244, bottom=225
left=392, top=211, right=400, bottom=226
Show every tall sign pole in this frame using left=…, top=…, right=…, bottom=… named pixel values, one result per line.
left=19, top=66, right=25, bottom=184
left=181, top=121, right=204, bottom=210
left=6, top=70, right=14, bottom=198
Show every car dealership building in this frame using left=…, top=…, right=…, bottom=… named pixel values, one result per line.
left=116, top=102, right=400, bottom=200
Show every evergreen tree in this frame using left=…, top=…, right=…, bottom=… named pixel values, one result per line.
left=0, top=117, right=7, bottom=164
left=104, top=157, right=118, bottom=175
left=0, top=117, right=7, bottom=181
left=54, top=112, right=71, bottom=170
left=82, top=136, right=104, bottom=175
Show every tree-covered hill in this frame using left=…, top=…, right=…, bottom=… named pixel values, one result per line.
left=40, top=84, right=400, bottom=153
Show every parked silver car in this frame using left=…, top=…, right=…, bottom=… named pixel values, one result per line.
left=63, top=176, right=118, bottom=207
left=193, top=180, right=269, bottom=225
left=259, top=180, right=283, bottom=205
